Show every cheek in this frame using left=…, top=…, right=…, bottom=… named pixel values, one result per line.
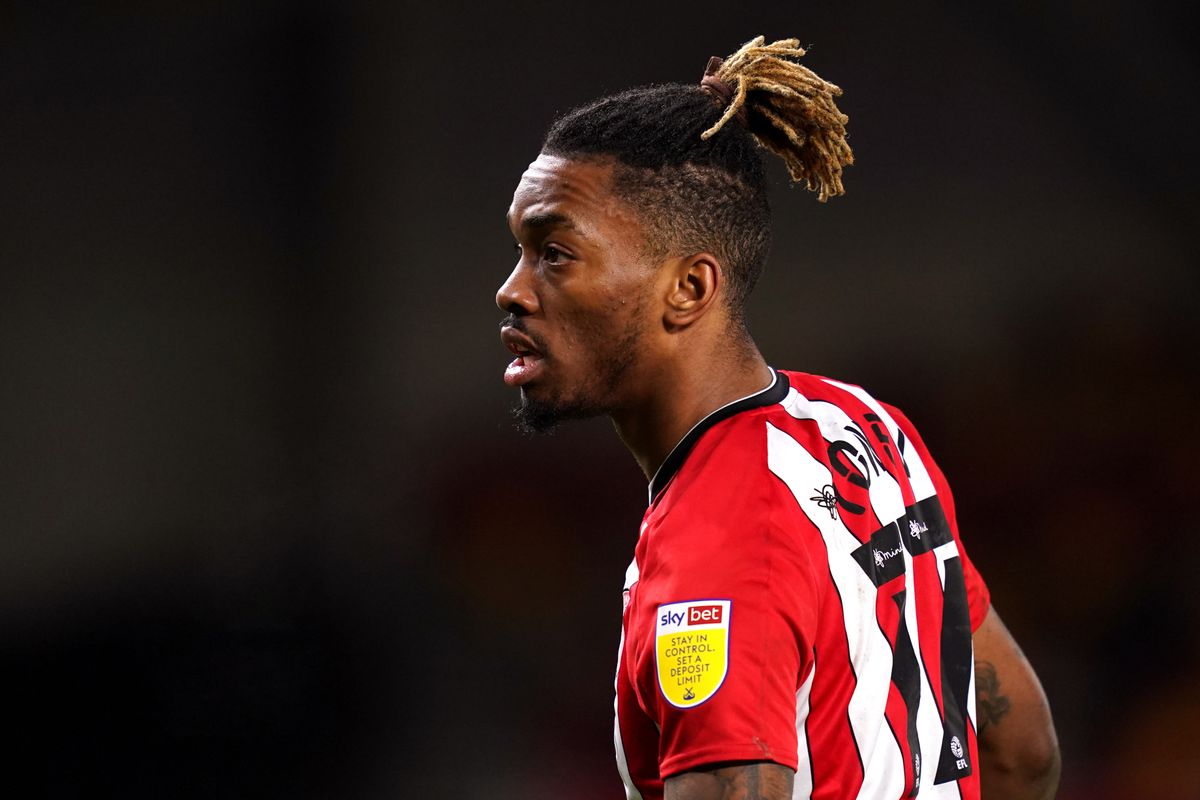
left=561, top=307, right=616, bottom=353
left=547, top=307, right=624, bottom=373
left=552, top=270, right=654, bottom=361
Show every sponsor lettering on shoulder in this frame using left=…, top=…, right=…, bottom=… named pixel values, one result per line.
left=655, top=599, right=731, bottom=708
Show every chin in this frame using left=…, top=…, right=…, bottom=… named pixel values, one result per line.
left=512, top=387, right=605, bottom=434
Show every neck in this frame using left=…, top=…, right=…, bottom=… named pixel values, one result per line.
left=611, top=339, right=772, bottom=483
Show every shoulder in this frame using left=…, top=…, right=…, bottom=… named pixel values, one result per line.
left=639, top=408, right=824, bottom=620
left=644, top=400, right=818, bottom=578
left=777, top=369, right=897, bottom=420
left=656, top=402, right=789, bottom=523
left=773, top=369, right=934, bottom=462
left=651, top=370, right=901, bottom=515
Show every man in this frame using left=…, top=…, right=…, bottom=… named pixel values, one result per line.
left=496, top=37, right=1059, bottom=800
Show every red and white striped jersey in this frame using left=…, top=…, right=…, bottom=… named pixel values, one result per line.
left=615, top=368, right=990, bottom=800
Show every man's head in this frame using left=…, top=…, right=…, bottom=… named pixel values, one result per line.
left=497, top=37, right=852, bottom=433
left=499, top=154, right=665, bottom=433
left=542, top=83, right=774, bottom=320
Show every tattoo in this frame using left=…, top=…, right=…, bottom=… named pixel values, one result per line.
left=975, top=659, right=1012, bottom=735
left=665, top=761, right=793, bottom=800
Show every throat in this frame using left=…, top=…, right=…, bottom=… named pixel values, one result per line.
left=610, top=357, right=775, bottom=485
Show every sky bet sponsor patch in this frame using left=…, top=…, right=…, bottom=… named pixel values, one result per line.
left=655, top=600, right=731, bottom=708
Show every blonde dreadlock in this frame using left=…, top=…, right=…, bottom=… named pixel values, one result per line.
left=702, top=36, right=853, bottom=202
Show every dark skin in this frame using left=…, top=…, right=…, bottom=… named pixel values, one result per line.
left=498, top=155, right=1059, bottom=800
left=972, top=607, right=1062, bottom=800
left=498, top=153, right=771, bottom=476
left=664, top=762, right=794, bottom=800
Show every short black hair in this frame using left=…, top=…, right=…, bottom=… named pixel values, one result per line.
left=542, top=83, right=771, bottom=321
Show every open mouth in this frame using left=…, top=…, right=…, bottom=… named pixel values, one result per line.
left=501, top=327, right=546, bottom=387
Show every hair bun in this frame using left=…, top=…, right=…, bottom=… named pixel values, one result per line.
left=701, top=36, right=853, bottom=202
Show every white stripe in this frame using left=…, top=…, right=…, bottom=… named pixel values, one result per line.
left=792, top=666, right=815, bottom=800
left=614, top=625, right=644, bottom=800
left=624, top=556, right=640, bottom=591
left=967, top=643, right=979, bottom=732
left=858, top=724, right=907, bottom=800
left=777, top=383, right=982, bottom=796
left=820, top=378, right=937, bottom=502
left=921, top=545, right=973, bottom=800
left=615, top=551, right=644, bottom=800
left=781, top=388, right=907, bottom=526
left=822, top=381, right=974, bottom=798
left=766, top=421, right=904, bottom=799
left=780, top=388, right=916, bottom=790
left=934, top=540, right=960, bottom=590
left=910, top=550, right=947, bottom=798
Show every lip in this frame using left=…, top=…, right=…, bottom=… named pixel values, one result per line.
left=501, top=326, right=541, bottom=357
left=500, top=326, right=546, bottom=387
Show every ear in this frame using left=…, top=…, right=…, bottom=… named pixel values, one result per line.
left=662, top=252, right=723, bottom=330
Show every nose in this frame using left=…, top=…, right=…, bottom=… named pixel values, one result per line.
left=495, top=257, right=539, bottom=316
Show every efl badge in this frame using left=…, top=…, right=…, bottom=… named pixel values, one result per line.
left=655, top=599, right=731, bottom=708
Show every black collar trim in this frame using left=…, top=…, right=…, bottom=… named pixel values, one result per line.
left=647, top=368, right=791, bottom=504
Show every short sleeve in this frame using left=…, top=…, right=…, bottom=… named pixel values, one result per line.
left=637, top=417, right=822, bottom=779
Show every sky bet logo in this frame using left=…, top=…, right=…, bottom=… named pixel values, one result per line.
left=660, top=604, right=724, bottom=628
left=655, top=600, right=731, bottom=708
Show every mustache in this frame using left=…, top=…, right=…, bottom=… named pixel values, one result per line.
left=499, top=314, right=550, bottom=354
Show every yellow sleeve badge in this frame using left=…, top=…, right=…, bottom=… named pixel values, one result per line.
left=655, top=599, right=731, bottom=708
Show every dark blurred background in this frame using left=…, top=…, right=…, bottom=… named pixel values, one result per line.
left=2, top=1, right=1197, bottom=797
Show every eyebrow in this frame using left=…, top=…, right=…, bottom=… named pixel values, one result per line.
left=509, top=211, right=587, bottom=237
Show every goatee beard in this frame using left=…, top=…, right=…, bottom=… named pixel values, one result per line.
left=512, top=394, right=561, bottom=434
left=511, top=390, right=604, bottom=435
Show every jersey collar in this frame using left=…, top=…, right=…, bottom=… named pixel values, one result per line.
left=647, top=367, right=790, bottom=504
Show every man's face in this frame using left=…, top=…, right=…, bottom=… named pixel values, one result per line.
left=497, top=153, right=659, bottom=432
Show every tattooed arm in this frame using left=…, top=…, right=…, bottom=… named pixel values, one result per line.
left=665, top=761, right=794, bottom=800
left=973, top=606, right=1061, bottom=800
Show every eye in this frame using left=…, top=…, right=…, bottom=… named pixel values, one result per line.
left=542, top=244, right=570, bottom=265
